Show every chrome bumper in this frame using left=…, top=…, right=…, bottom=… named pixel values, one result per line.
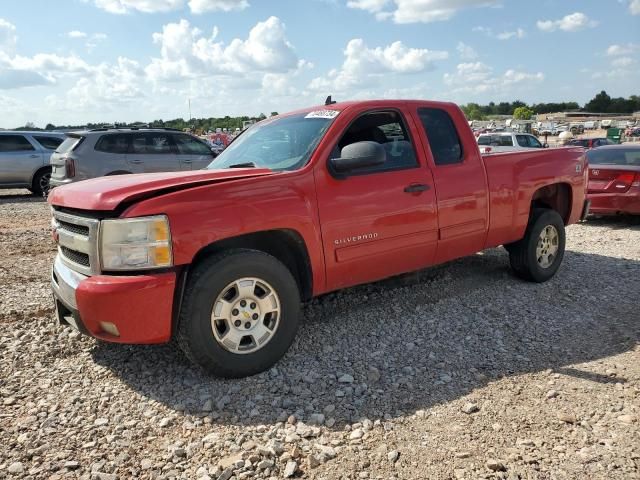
left=51, top=254, right=87, bottom=310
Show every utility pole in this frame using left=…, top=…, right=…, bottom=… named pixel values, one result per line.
left=188, top=98, right=192, bottom=123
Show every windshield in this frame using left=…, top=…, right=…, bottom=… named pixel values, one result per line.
left=207, top=111, right=338, bottom=171
left=587, top=148, right=640, bottom=166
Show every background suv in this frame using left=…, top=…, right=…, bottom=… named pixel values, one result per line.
left=49, top=128, right=217, bottom=188
left=477, top=132, right=546, bottom=153
left=0, top=131, right=65, bottom=195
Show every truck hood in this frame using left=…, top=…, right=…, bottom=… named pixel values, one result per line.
left=48, top=168, right=275, bottom=211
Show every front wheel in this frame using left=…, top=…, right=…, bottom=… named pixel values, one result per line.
left=176, top=249, right=300, bottom=378
left=508, top=208, right=566, bottom=282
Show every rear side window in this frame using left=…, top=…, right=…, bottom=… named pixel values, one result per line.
left=173, top=134, right=212, bottom=155
left=417, top=108, right=463, bottom=165
left=477, top=135, right=491, bottom=146
left=0, top=135, right=35, bottom=152
left=95, top=134, right=129, bottom=154
left=33, top=136, right=63, bottom=150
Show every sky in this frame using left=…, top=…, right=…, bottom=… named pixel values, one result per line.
left=0, top=0, right=639, bottom=128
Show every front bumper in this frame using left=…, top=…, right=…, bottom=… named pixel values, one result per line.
left=51, top=255, right=177, bottom=344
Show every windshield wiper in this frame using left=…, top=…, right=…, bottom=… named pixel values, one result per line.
left=228, top=162, right=256, bottom=168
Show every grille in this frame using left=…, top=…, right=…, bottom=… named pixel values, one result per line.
left=53, top=210, right=100, bottom=275
left=57, top=220, right=90, bottom=236
left=60, top=246, right=90, bottom=267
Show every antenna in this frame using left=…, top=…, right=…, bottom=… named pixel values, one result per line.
left=325, top=95, right=336, bottom=106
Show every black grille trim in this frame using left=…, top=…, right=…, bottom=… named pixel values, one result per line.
left=60, top=246, right=90, bottom=267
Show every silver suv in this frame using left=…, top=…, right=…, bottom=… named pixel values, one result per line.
left=0, top=131, right=66, bottom=196
left=50, top=128, right=217, bottom=188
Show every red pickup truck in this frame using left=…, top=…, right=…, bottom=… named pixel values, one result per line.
left=49, top=100, right=589, bottom=377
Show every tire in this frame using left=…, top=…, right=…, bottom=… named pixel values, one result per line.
left=176, top=249, right=301, bottom=378
left=508, top=208, right=566, bottom=283
left=32, top=168, right=51, bottom=197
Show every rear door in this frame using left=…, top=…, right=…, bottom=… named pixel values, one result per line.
left=314, top=106, right=439, bottom=291
left=172, top=133, right=214, bottom=170
left=128, top=132, right=179, bottom=173
left=412, top=105, right=489, bottom=264
left=0, top=134, right=43, bottom=185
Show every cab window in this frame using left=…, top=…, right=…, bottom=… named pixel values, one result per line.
left=418, top=108, right=463, bottom=165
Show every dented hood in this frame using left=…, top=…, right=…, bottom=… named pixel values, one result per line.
left=48, top=168, right=274, bottom=211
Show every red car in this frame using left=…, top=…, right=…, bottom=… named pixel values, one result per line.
left=48, top=99, right=588, bottom=377
left=587, top=145, right=640, bottom=215
left=567, top=138, right=615, bottom=149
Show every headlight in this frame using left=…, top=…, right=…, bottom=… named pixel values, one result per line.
left=100, top=215, right=172, bottom=271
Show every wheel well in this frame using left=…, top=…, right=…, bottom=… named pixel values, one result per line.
left=531, top=183, right=572, bottom=224
left=190, top=230, right=313, bottom=301
left=31, top=166, right=51, bottom=187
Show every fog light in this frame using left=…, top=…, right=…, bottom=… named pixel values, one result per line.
left=99, top=321, right=120, bottom=337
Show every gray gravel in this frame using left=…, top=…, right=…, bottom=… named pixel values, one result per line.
left=1, top=189, right=639, bottom=479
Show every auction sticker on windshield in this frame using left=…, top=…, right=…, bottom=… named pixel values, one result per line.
left=305, top=110, right=340, bottom=119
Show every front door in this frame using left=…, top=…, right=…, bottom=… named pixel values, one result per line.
left=128, top=132, right=179, bottom=173
left=0, top=135, right=43, bottom=186
left=314, top=107, right=439, bottom=291
left=172, top=133, right=215, bottom=170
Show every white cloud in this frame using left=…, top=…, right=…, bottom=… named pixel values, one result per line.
left=146, top=16, right=300, bottom=82
left=630, top=0, right=640, bottom=14
left=67, top=30, right=87, bottom=39
left=474, top=25, right=525, bottom=40
left=0, top=18, right=17, bottom=54
left=456, top=41, right=477, bottom=60
left=309, top=38, right=448, bottom=92
left=347, top=0, right=502, bottom=24
left=536, top=12, right=597, bottom=32
left=89, top=0, right=184, bottom=14
left=611, top=57, right=635, bottom=68
left=496, top=28, right=525, bottom=40
left=606, top=43, right=639, bottom=56
left=443, top=61, right=544, bottom=95
left=188, top=0, right=249, bottom=14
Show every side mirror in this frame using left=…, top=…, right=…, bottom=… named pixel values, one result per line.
left=543, top=143, right=549, bottom=148
left=329, top=141, right=386, bottom=174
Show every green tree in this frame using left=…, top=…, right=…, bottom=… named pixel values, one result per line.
left=584, top=90, right=612, bottom=113
left=513, top=106, right=535, bottom=120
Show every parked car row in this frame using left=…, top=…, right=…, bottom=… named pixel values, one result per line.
left=0, top=128, right=218, bottom=195
left=0, top=131, right=65, bottom=195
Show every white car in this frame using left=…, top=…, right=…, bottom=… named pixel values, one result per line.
left=477, top=132, right=546, bottom=154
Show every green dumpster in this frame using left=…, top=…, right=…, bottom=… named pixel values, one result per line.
left=606, top=127, right=624, bottom=144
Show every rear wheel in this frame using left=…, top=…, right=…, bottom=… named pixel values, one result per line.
left=508, top=208, right=566, bottom=282
left=176, top=249, right=300, bottom=378
left=32, top=168, right=51, bottom=197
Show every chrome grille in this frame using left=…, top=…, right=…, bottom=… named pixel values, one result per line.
left=53, top=211, right=100, bottom=275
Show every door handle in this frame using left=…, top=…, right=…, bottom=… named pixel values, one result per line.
left=404, top=183, right=430, bottom=193
left=29, top=154, right=39, bottom=158
left=129, top=159, right=142, bottom=164
left=182, top=159, right=192, bottom=163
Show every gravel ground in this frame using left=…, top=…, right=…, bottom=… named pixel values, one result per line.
left=1, top=189, right=639, bottom=480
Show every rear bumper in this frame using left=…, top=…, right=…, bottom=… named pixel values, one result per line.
left=51, top=255, right=176, bottom=344
left=49, top=177, right=75, bottom=188
left=587, top=191, right=640, bottom=215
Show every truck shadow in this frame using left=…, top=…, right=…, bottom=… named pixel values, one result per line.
left=584, top=215, right=640, bottom=230
left=91, top=248, right=639, bottom=427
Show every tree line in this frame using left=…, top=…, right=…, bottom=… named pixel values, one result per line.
left=12, top=90, right=640, bottom=130
left=461, top=91, right=640, bottom=121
